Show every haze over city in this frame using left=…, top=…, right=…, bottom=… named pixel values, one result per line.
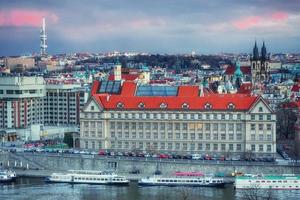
left=0, top=0, right=300, bottom=56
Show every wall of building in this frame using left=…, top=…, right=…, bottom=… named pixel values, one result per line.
left=1, top=153, right=298, bottom=175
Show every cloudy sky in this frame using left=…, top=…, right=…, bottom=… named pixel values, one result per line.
left=0, top=0, right=300, bottom=55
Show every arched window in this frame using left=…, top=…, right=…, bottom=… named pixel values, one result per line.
left=116, top=102, right=124, bottom=109
left=160, top=102, right=167, bottom=109
left=204, top=103, right=212, bottom=110
left=138, top=102, right=145, bottom=109
left=227, top=103, right=235, bottom=110
left=182, top=102, right=189, bottom=109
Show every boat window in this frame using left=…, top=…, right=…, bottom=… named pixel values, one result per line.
left=212, top=181, right=216, bottom=183
left=162, top=180, right=165, bottom=182
left=206, top=180, right=209, bottom=183
left=272, top=181, right=276, bottom=183
left=267, top=181, right=270, bottom=183
left=278, top=181, right=282, bottom=183
left=283, top=181, right=287, bottom=183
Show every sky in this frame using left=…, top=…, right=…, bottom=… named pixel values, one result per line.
left=0, top=0, right=300, bottom=56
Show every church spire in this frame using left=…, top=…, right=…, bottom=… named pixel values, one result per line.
left=252, top=41, right=259, bottom=61
left=261, top=41, right=267, bottom=61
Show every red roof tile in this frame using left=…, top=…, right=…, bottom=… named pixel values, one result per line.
left=91, top=81, right=259, bottom=111
left=108, top=74, right=139, bottom=81
left=224, top=66, right=251, bottom=75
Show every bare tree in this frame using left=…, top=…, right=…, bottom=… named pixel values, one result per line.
left=241, top=185, right=277, bottom=200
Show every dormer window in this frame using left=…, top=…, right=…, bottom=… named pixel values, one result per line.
left=259, top=107, right=263, bottom=112
left=138, top=102, right=145, bottom=109
left=160, top=102, right=167, bottom=109
left=227, top=103, right=235, bottom=110
left=182, top=102, right=189, bottom=109
left=204, top=103, right=212, bottom=110
left=116, top=102, right=124, bottom=109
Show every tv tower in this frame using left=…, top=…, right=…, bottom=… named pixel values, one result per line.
left=40, top=17, right=47, bottom=56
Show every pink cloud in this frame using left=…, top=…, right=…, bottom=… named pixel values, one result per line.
left=232, top=11, right=289, bottom=30
left=0, top=9, right=58, bottom=27
left=271, top=11, right=288, bottom=21
left=233, top=16, right=262, bottom=30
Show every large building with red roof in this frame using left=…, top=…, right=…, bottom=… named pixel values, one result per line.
left=80, top=80, right=276, bottom=158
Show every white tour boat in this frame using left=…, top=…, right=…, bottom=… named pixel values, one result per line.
left=138, top=175, right=225, bottom=187
left=235, top=174, right=300, bottom=190
left=45, top=170, right=129, bottom=185
left=0, top=170, right=16, bottom=182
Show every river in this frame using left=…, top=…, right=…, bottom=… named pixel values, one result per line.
left=0, top=178, right=299, bottom=200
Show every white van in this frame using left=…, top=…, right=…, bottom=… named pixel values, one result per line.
left=192, top=154, right=201, bottom=160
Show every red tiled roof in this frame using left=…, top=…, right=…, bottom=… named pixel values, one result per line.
left=91, top=81, right=259, bottom=111
left=291, top=84, right=300, bottom=92
left=238, top=83, right=252, bottom=94
left=224, top=66, right=251, bottom=75
left=108, top=74, right=139, bottom=81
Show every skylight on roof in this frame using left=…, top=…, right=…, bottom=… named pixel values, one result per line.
left=136, top=85, right=178, bottom=96
left=98, top=81, right=121, bottom=94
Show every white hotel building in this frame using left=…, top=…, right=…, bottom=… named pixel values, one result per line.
left=0, top=76, right=88, bottom=141
left=80, top=80, right=277, bottom=157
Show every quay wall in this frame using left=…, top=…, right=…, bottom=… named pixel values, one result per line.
left=1, top=152, right=299, bottom=176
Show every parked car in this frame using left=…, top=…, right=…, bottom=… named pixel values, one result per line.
left=159, top=154, right=169, bottom=159
left=192, top=154, right=201, bottom=160
left=98, top=149, right=106, bottom=156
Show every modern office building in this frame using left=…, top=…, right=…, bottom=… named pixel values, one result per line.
left=80, top=80, right=277, bottom=157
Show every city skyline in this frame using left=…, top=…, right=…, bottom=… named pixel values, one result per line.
left=0, top=0, right=300, bottom=56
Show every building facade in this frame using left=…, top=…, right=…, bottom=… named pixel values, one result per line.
left=0, top=76, right=45, bottom=129
left=80, top=80, right=277, bottom=158
left=44, top=83, right=88, bottom=126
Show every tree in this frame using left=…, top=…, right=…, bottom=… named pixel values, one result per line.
left=63, top=133, right=73, bottom=148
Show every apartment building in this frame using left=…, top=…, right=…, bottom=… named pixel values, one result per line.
left=80, top=80, right=277, bottom=157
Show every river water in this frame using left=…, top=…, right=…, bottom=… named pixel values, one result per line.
left=0, top=177, right=299, bottom=200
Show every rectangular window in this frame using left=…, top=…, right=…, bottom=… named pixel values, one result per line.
left=251, top=144, right=255, bottom=151
left=237, top=144, right=242, bottom=151
left=229, top=144, right=233, bottom=151
left=251, top=134, right=255, bottom=140
left=267, top=124, right=272, bottom=130
left=251, top=115, right=255, bottom=120
left=190, top=143, right=195, bottom=151
left=221, top=134, right=226, bottom=140
left=168, top=123, right=173, bottom=130
left=221, top=114, right=225, bottom=120
left=259, top=115, right=263, bottom=120
left=267, top=134, right=272, bottom=141
left=267, top=145, right=271, bottom=152
left=251, top=124, right=256, bottom=131
left=198, top=143, right=202, bottom=150
left=228, top=124, right=234, bottom=131
left=190, top=133, right=195, bottom=140
left=198, top=133, right=203, bottom=140
left=259, top=144, right=263, bottom=152
left=229, top=134, right=234, bottom=140
left=168, top=143, right=172, bottom=150
left=259, top=124, right=263, bottom=130
left=132, top=132, right=136, bottom=138
left=259, top=134, right=263, bottom=141
left=206, top=144, right=210, bottom=150
left=236, top=124, right=242, bottom=131
left=205, top=124, right=210, bottom=131
left=183, top=133, right=188, bottom=139
left=160, top=132, right=165, bottom=139
left=213, top=133, right=218, bottom=140
left=237, top=114, right=241, bottom=120
left=168, top=133, right=173, bottom=139
left=267, top=115, right=271, bottom=120
left=183, top=143, right=187, bottom=150
left=176, top=133, right=180, bottom=139
left=213, top=144, right=218, bottom=151
left=160, top=142, right=165, bottom=150
left=236, top=134, right=242, bottom=140
left=221, top=144, right=226, bottom=151
left=205, top=133, right=211, bottom=140
left=212, top=123, right=218, bottom=131
left=175, top=143, right=180, bottom=150
left=220, top=124, right=226, bottom=131
left=175, top=123, right=180, bottom=130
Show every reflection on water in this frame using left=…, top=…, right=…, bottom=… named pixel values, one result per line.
left=0, top=178, right=299, bottom=200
